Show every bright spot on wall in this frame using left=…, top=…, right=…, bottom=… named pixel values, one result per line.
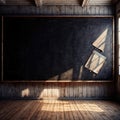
left=49, top=68, right=73, bottom=80
left=85, top=50, right=106, bottom=74
left=92, top=29, right=108, bottom=52
left=21, top=88, right=30, bottom=97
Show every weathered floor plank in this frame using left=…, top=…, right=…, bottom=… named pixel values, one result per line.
left=0, top=100, right=120, bottom=120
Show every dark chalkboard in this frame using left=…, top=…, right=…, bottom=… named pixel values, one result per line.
left=3, top=17, right=113, bottom=80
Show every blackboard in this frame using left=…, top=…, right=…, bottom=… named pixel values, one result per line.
left=3, top=17, right=113, bottom=80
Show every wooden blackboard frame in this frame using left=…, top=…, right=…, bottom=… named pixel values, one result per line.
left=1, top=15, right=114, bottom=82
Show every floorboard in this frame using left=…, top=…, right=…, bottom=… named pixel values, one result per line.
left=0, top=100, right=120, bottom=120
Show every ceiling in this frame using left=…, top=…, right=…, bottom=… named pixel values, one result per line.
left=0, top=0, right=118, bottom=6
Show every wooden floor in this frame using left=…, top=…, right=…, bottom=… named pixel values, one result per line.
left=0, top=100, right=120, bottom=120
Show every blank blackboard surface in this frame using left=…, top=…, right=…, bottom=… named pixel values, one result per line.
left=3, top=17, right=113, bottom=80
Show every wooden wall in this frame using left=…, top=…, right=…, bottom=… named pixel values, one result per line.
left=116, top=1, right=120, bottom=100
left=0, top=5, right=114, bottom=15
left=0, top=81, right=114, bottom=99
left=0, top=0, right=112, bottom=6
left=0, top=5, right=115, bottom=99
left=116, top=1, right=120, bottom=17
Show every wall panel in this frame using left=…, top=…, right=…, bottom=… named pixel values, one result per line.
left=116, top=1, right=120, bottom=100
left=0, top=5, right=114, bottom=15
left=0, top=5, right=115, bottom=99
left=0, top=0, right=112, bottom=6
left=0, top=82, right=114, bottom=99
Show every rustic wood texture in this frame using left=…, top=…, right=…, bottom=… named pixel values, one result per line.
left=3, top=0, right=34, bottom=5
left=116, top=1, right=120, bottom=100
left=88, top=0, right=112, bottom=5
left=35, top=0, right=43, bottom=6
left=0, top=0, right=112, bottom=5
left=43, top=0, right=83, bottom=5
left=82, top=0, right=89, bottom=7
left=117, top=76, right=120, bottom=99
left=0, top=5, right=114, bottom=15
left=116, top=1, right=120, bottom=16
left=0, top=82, right=114, bottom=99
left=0, top=100, right=120, bottom=120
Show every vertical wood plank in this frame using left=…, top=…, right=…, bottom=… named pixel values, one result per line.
left=1, top=16, right=3, bottom=81
left=0, top=82, right=114, bottom=99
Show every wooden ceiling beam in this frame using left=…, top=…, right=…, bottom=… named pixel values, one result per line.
left=82, top=0, right=89, bottom=7
left=34, top=0, right=43, bottom=7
